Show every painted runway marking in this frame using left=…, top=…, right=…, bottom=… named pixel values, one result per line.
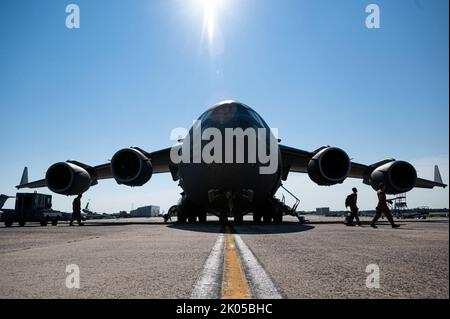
left=190, top=234, right=225, bottom=299
left=233, top=234, right=282, bottom=299
left=190, top=226, right=283, bottom=299
left=221, top=226, right=251, bottom=299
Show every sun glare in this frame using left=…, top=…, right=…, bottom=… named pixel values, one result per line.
left=197, top=0, right=224, bottom=42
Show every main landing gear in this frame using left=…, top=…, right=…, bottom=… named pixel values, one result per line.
left=174, top=200, right=207, bottom=224
left=252, top=198, right=285, bottom=224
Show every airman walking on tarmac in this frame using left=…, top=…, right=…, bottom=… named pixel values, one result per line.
left=345, top=187, right=362, bottom=226
left=371, top=183, right=400, bottom=229
left=70, top=194, right=84, bottom=226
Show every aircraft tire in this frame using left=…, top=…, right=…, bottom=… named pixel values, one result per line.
left=273, top=212, right=283, bottom=223
left=177, top=208, right=187, bottom=223
left=188, top=214, right=197, bottom=223
left=198, top=212, right=207, bottom=223
left=273, top=207, right=283, bottom=223
left=177, top=214, right=187, bottom=223
left=252, top=212, right=262, bottom=223
left=262, top=213, right=272, bottom=223
left=219, top=213, right=227, bottom=224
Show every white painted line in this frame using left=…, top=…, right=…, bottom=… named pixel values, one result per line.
left=190, top=234, right=225, bottom=299
left=233, top=234, right=283, bottom=299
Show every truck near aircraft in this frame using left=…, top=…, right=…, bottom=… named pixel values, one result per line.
left=0, top=192, right=63, bottom=227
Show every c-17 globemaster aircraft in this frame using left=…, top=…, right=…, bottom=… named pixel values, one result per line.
left=17, top=101, right=446, bottom=224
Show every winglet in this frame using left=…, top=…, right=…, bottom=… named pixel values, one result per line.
left=434, top=165, right=443, bottom=184
left=20, top=167, right=29, bottom=186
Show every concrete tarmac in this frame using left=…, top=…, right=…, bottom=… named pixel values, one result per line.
left=0, top=216, right=448, bottom=299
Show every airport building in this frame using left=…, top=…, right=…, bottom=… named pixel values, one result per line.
left=316, top=207, right=330, bottom=215
left=130, top=205, right=160, bottom=218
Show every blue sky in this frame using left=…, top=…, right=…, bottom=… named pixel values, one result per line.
left=0, top=0, right=448, bottom=212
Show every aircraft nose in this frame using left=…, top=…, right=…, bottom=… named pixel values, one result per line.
left=209, top=101, right=238, bottom=124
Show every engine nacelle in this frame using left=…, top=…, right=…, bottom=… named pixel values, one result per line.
left=46, top=162, right=92, bottom=195
left=111, top=148, right=153, bottom=186
left=308, top=147, right=351, bottom=185
left=370, top=161, right=417, bottom=194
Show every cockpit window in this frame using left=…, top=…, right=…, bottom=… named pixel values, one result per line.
left=206, top=103, right=238, bottom=124
left=198, top=102, right=269, bottom=129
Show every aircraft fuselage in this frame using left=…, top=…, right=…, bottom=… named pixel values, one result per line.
left=178, top=101, right=282, bottom=216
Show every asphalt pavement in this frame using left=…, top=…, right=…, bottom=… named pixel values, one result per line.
left=0, top=215, right=447, bottom=299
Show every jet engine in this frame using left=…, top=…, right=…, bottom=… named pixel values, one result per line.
left=46, top=162, right=91, bottom=195
left=369, top=161, right=417, bottom=194
left=111, top=148, right=153, bottom=186
left=307, top=147, right=351, bottom=185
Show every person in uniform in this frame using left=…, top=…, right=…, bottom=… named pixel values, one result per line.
left=345, top=187, right=362, bottom=226
left=70, top=194, right=84, bottom=226
left=371, top=183, right=400, bottom=229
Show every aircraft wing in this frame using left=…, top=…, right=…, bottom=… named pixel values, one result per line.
left=414, top=178, right=447, bottom=189
left=15, top=178, right=48, bottom=190
left=279, top=144, right=447, bottom=191
left=16, top=162, right=113, bottom=190
left=415, top=164, right=448, bottom=189
left=16, top=146, right=177, bottom=191
left=135, top=146, right=178, bottom=175
left=348, top=162, right=447, bottom=189
left=277, top=145, right=313, bottom=174
left=15, top=142, right=446, bottom=194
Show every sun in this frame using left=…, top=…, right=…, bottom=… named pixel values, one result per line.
left=196, top=0, right=224, bottom=42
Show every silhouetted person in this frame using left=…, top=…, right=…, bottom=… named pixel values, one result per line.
left=345, top=187, right=362, bottom=226
left=371, top=183, right=400, bottom=229
left=70, top=194, right=84, bottom=226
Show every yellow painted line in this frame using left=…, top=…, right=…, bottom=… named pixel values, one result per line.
left=221, top=225, right=252, bottom=299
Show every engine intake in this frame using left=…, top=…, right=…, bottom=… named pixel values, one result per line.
left=46, top=162, right=91, bottom=195
left=308, top=147, right=350, bottom=185
left=370, top=161, right=417, bottom=194
left=111, top=148, right=153, bottom=186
